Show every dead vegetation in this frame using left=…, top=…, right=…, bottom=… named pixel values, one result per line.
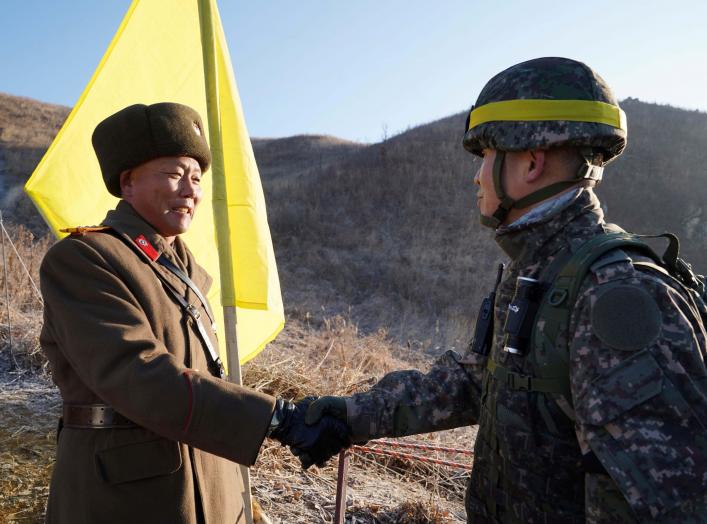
left=0, top=225, right=50, bottom=374
left=2, top=93, right=707, bottom=351
left=0, top=227, right=471, bottom=522
left=242, top=317, right=471, bottom=523
left=0, top=316, right=471, bottom=523
left=257, top=100, right=707, bottom=350
left=0, top=94, right=70, bottom=234
left=252, top=135, right=364, bottom=183
left=0, top=377, right=60, bottom=523
left=0, top=94, right=69, bottom=149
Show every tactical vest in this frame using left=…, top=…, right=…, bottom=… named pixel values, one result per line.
left=467, top=231, right=707, bottom=523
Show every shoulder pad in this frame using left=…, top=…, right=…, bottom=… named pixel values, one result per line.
left=591, top=284, right=662, bottom=351
left=59, top=226, right=112, bottom=236
left=589, top=248, right=632, bottom=273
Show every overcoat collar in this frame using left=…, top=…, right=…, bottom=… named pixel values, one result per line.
left=494, top=188, right=606, bottom=266
left=101, top=200, right=211, bottom=293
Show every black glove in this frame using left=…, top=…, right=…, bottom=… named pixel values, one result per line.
left=305, top=395, right=347, bottom=425
left=268, top=397, right=351, bottom=469
left=306, top=395, right=369, bottom=446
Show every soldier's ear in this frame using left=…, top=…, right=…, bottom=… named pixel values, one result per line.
left=119, top=169, right=134, bottom=199
left=526, top=150, right=545, bottom=183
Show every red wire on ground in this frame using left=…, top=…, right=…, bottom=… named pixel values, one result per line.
left=335, top=439, right=473, bottom=520
left=351, top=445, right=473, bottom=471
left=368, top=439, right=474, bottom=457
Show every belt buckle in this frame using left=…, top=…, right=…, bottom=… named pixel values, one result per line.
left=89, top=405, right=111, bottom=425
left=508, top=373, right=531, bottom=391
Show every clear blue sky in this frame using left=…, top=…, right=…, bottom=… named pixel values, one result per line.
left=2, top=1, right=706, bottom=143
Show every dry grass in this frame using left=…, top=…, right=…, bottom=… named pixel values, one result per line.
left=0, top=312, right=471, bottom=523
left=262, top=114, right=502, bottom=349
left=252, top=135, right=364, bottom=183
left=0, top=223, right=471, bottom=522
left=0, top=378, right=60, bottom=523
left=244, top=315, right=429, bottom=399
left=245, top=317, right=470, bottom=523
left=0, top=225, right=55, bottom=523
left=0, top=225, right=51, bottom=373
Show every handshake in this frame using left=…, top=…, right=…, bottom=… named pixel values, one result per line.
left=268, top=396, right=353, bottom=469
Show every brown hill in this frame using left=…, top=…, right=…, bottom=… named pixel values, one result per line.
left=0, top=93, right=69, bottom=231
left=259, top=100, right=707, bottom=348
left=1, top=92, right=705, bottom=350
left=252, top=134, right=364, bottom=182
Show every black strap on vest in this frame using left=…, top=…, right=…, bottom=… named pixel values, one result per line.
left=486, top=358, right=566, bottom=393
left=489, top=232, right=662, bottom=404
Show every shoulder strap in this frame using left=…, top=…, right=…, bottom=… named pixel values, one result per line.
left=60, top=225, right=112, bottom=236
left=543, top=232, right=656, bottom=312
left=155, top=254, right=216, bottom=326
left=491, top=229, right=704, bottom=422
left=153, top=271, right=225, bottom=379
left=487, top=233, right=654, bottom=399
left=529, top=232, right=659, bottom=412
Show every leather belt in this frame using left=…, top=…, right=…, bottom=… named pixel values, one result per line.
left=62, top=404, right=137, bottom=429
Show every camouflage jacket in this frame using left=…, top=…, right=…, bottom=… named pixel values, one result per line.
left=345, top=188, right=707, bottom=523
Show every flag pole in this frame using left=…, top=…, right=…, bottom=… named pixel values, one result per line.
left=197, top=1, right=254, bottom=523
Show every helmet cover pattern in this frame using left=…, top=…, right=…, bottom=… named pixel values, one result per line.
left=463, top=57, right=626, bottom=162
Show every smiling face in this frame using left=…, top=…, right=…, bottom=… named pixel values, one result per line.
left=120, top=156, right=203, bottom=243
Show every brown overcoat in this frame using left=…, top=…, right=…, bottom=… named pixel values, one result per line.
left=40, top=201, right=276, bottom=524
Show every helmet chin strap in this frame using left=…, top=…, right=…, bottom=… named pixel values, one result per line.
left=479, top=148, right=604, bottom=229
left=479, top=151, right=513, bottom=229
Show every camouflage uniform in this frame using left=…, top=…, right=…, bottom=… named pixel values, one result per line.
left=345, top=187, right=707, bottom=523
left=310, top=57, right=707, bottom=522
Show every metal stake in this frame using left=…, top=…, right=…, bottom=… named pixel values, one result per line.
left=334, top=450, right=350, bottom=524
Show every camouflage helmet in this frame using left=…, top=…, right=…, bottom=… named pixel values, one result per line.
left=463, top=57, right=627, bottom=162
left=464, top=57, right=627, bottom=229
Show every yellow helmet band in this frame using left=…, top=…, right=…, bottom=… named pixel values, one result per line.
left=468, top=99, right=627, bottom=132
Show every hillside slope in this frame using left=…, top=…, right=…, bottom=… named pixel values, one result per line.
left=0, top=93, right=69, bottom=231
left=252, top=134, right=364, bottom=182
left=261, top=100, right=707, bottom=348
left=1, top=92, right=705, bottom=349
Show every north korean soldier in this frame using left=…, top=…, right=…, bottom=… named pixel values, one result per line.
left=306, top=57, right=707, bottom=522
left=39, top=102, right=350, bottom=524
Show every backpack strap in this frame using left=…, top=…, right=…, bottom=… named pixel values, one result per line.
left=487, top=358, right=567, bottom=393
left=488, top=228, right=704, bottom=427
left=528, top=232, right=660, bottom=415
left=542, top=232, right=656, bottom=313
left=488, top=232, right=659, bottom=406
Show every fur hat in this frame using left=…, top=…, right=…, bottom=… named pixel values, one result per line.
left=92, top=102, right=211, bottom=197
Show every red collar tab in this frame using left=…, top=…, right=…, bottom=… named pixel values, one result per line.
left=133, top=235, right=159, bottom=261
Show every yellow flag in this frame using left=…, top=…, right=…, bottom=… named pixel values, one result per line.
left=24, top=0, right=284, bottom=365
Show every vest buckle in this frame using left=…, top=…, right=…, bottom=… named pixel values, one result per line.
left=508, top=372, right=532, bottom=391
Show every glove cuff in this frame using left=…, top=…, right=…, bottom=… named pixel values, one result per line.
left=345, top=397, right=373, bottom=443
left=267, top=399, right=294, bottom=439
